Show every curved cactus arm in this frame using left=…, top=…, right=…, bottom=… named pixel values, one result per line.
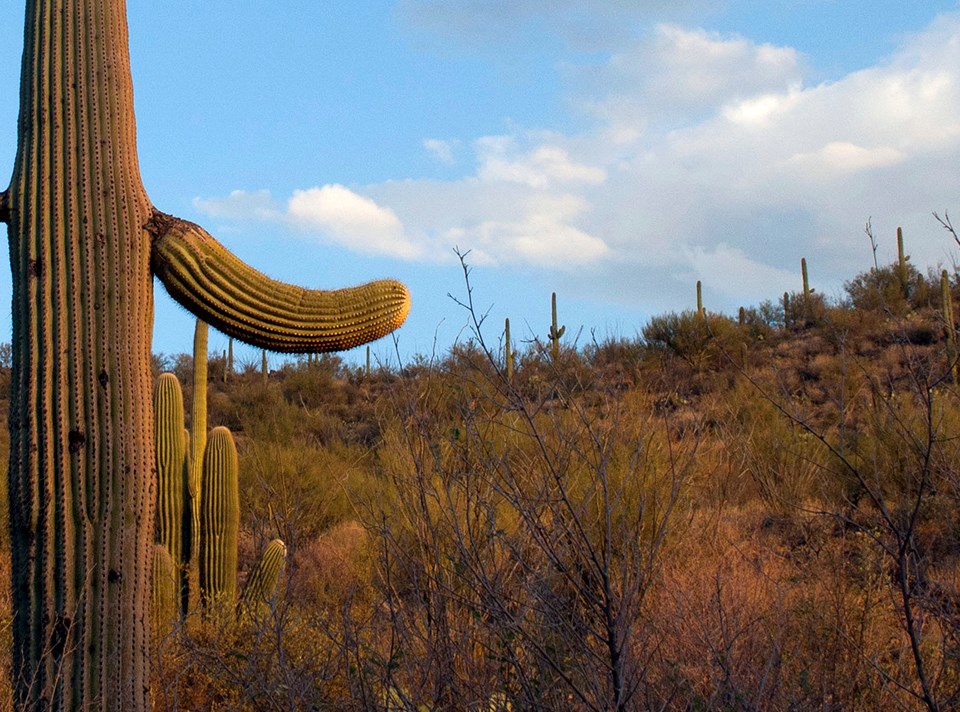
left=146, top=211, right=411, bottom=353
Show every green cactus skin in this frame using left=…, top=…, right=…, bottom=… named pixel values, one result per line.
left=199, top=427, right=241, bottom=607
left=548, top=292, right=566, bottom=359
left=153, top=373, right=188, bottom=600
left=151, top=544, right=178, bottom=638
left=801, top=258, right=810, bottom=301
left=0, top=2, right=408, bottom=707
left=943, top=270, right=957, bottom=383
left=505, top=318, right=515, bottom=383
left=696, top=280, right=704, bottom=317
left=240, top=539, right=288, bottom=614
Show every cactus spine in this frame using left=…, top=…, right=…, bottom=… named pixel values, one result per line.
left=200, top=427, right=241, bottom=606
left=240, top=539, right=288, bottom=613
left=548, top=292, right=566, bottom=360
left=943, top=270, right=957, bottom=383
left=0, top=0, right=408, bottom=706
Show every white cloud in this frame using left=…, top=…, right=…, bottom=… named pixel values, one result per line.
left=286, top=185, right=423, bottom=260
left=193, top=13, right=960, bottom=311
left=192, top=189, right=280, bottom=221
left=476, top=136, right=607, bottom=188
left=423, top=138, right=459, bottom=165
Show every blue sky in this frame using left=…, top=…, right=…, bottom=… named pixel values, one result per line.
left=2, top=1, right=960, bottom=369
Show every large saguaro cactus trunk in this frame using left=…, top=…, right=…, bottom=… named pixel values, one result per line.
left=6, top=2, right=155, bottom=708
left=0, top=1, right=410, bottom=709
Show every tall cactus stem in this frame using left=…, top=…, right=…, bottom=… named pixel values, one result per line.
left=801, top=258, right=810, bottom=301
left=199, top=427, right=240, bottom=607
left=262, top=350, right=269, bottom=381
left=696, top=280, right=704, bottom=318
left=187, top=319, right=208, bottom=611
left=738, top=306, right=746, bottom=327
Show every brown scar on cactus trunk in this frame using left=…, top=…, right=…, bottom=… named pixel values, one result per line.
left=1, top=0, right=410, bottom=708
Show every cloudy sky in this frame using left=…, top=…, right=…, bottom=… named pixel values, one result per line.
left=1, top=2, right=959, bottom=366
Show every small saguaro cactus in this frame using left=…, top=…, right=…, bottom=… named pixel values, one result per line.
left=199, top=427, right=241, bottom=608
left=783, top=292, right=791, bottom=329
left=897, top=227, right=910, bottom=299
left=943, top=270, right=957, bottom=383
left=696, top=280, right=704, bottom=318
left=239, top=539, right=288, bottom=615
left=738, top=306, right=746, bottom=327
left=505, top=318, right=516, bottom=383
left=0, top=1, right=410, bottom=707
left=262, top=350, right=269, bottom=381
left=151, top=545, right=178, bottom=637
left=153, top=373, right=189, bottom=610
left=801, top=258, right=811, bottom=302
left=548, top=292, right=566, bottom=359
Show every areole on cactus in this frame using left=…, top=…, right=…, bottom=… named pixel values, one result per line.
left=0, top=1, right=410, bottom=708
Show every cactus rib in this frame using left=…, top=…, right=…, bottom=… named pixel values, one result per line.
left=148, top=212, right=411, bottom=353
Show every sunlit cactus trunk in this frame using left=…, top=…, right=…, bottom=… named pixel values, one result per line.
left=0, top=0, right=409, bottom=708
left=5, top=1, right=155, bottom=707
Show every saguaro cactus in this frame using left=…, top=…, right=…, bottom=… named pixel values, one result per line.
left=0, top=2, right=410, bottom=708
left=186, top=319, right=209, bottom=613
left=199, top=427, right=241, bottom=607
left=943, top=270, right=957, bottom=383
left=897, top=227, right=910, bottom=299
left=154, top=373, right=189, bottom=611
left=239, top=539, right=288, bottom=614
left=548, top=292, right=565, bottom=360
left=151, top=545, right=178, bottom=637
left=696, top=280, right=704, bottom=318
left=505, top=318, right=515, bottom=383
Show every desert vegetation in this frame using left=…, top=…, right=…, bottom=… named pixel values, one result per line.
left=0, top=229, right=957, bottom=709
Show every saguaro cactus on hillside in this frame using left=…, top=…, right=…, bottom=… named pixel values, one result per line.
left=0, top=1, right=410, bottom=708
left=199, top=427, right=241, bottom=607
